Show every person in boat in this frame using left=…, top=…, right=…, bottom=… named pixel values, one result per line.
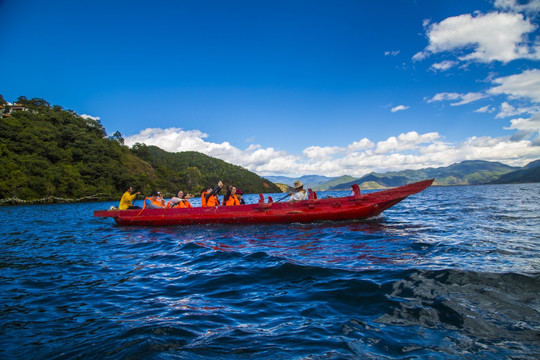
left=167, top=190, right=193, bottom=208
left=201, top=181, right=223, bottom=207
left=144, top=191, right=166, bottom=209
left=289, top=180, right=308, bottom=202
left=156, top=192, right=166, bottom=206
left=181, top=192, right=193, bottom=208
left=236, top=188, right=246, bottom=205
left=222, top=186, right=240, bottom=206
left=119, top=186, right=141, bottom=210
left=200, top=187, right=211, bottom=207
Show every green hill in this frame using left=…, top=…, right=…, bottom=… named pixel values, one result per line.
left=0, top=96, right=279, bottom=202
left=313, top=175, right=356, bottom=191
left=490, top=160, right=540, bottom=184
left=132, top=145, right=279, bottom=195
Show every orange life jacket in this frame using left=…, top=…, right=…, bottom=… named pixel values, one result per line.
left=166, top=198, right=186, bottom=208
left=206, top=194, right=220, bottom=207
left=182, top=200, right=193, bottom=208
left=143, top=197, right=165, bottom=209
left=201, top=191, right=209, bottom=207
left=223, top=194, right=240, bottom=206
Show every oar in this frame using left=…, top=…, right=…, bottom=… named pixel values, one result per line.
left=275, top=193, right=290, bottom=203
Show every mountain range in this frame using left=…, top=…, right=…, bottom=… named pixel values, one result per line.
left=264, top=160, right=540, bottom=191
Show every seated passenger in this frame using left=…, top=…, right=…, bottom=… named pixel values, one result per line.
left=200, top=187, right=212, bottom=207
left=202, top=181, right=223, bottom=207
left=143, top=191, right=166, bottom=209
left=157, top=192, right=166, bottom=206
left=119, top=186, right=141, bottom=210
left=236, top=188, right=246, bottom=205
left=167, top=190, right=193, bottom=208
left=182, top=192, right=193, bottom=208
left=223, top=186, right=240, bottom=206
left=289, top=180, right=308, bottom=202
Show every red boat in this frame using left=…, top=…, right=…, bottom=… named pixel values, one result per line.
left=94, top=179, right=433, bottom=226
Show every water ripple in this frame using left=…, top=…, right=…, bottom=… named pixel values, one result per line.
left=1, top=184, right=539, bottom=359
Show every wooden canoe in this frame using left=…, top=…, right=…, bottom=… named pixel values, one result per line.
left=93, top=179, right=434, bottom=226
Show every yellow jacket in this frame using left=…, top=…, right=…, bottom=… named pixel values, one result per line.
left=119, top=191, right=137, bottom=210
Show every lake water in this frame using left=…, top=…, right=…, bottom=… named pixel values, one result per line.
left=1, top=184, right=539, bottom=359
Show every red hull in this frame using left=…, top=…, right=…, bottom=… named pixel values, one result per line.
left=94, top=179, right=433, bottom=226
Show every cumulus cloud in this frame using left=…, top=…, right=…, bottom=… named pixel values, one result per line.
left=488, top=69, right=540, bottom=102
left=426, top=92, right=487, bottom=106
left=414, top=12, right=538, bottom=64
left=124, top=127, right=540, bottom=177
left=347, top=138, right=374, bottom=152
left=496, top=101, right=540, bottom=118
left=391, top=105, right=410, bottom=112
left=303, top=145, right=343, bottom=159
left=505, top=112, right=540, bottom=132
left=374, top=131, right=440, bottom=154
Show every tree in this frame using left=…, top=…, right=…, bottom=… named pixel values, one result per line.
left=111, top=131, right=125, bottom=145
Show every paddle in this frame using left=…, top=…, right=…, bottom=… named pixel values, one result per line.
left=275, top=193, right=291, bottom=203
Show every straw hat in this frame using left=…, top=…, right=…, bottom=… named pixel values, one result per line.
left=294, top=180, right=303, bottom=189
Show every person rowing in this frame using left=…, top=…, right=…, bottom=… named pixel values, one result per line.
left=119, top=186, right=141, bottom=210
left=289, top=180, right=308, bottom=202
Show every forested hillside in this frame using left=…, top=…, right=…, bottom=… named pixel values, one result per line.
left=131, top=145, right=279, bottom=194
left=0, top=96, right=279, bottom=202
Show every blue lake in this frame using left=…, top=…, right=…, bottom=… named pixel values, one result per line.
left=1, top=184, right=539, bottom=359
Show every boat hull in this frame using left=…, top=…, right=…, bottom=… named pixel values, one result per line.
left=94, top=179, right=433, bottom=226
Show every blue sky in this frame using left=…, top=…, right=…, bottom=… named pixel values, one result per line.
left=1, top=0, right=539, bottom=177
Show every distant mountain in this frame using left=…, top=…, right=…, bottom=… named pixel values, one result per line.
left=490, top=160, right=540, bottom=184
left=263, top=175, right=335, bottom=189
left=524, top=159, right=540, bottom=169
left=313, top=175, right=356, bottom=191
left=329, top=160, right=521, bottom=190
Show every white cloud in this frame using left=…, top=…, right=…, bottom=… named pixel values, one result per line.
left=475, top=105, right=496, bottom=113
left=431, top=60, right=458, bottom=71
left=80, top=114, right=101, bottom=121
left=385, top=50, right=400, bottom=56
left=391, top=105, right=410, bottom=112
left=426, top=92, right=487, bottom=106
left=488, top=69, right=540, bottom=102
left=414, top=12, right=538, bottom=64
left=303, top=145, right=343, bottom=159
left=373, top=131, right=440, bottom=155
left=505, top=112, right=540, bottom=132
left=124, top=127, right=540, bottom=177
left=494, top=0, right=540, bottom=14
left=347, top=138, right=374, bottom=152
left=496, top=101, right=540, bottom=118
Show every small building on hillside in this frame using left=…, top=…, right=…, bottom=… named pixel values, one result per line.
left=0, top=103, right=28, bottom=117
